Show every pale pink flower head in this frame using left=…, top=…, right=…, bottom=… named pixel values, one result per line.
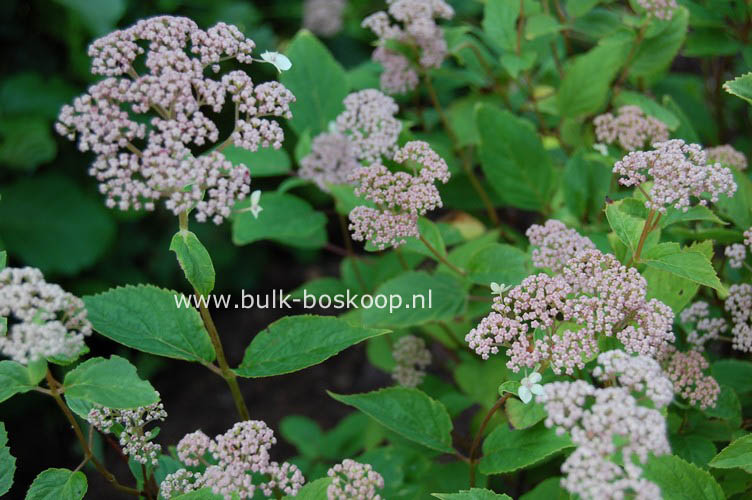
left=613, top=139, right=737, bottom=213
left=726, top=284, right=752, bottom=353
left=57, top=15, right=295, bottom=224
left=706, top=144, right=748, bottom=170
left=637, top=0, right=679, bottom=20
left=593, top=105, right=669, bottom=151
left=392, top=335, right=431, bottom=387
left=327, top=459, right=384, bottom=500
left=526, top=219, right=596, bottom=272
left=335, top=89, right=402, bottom=164
left=0, top=267, right=91, bottom=364
left=303, top=0, right=347, bottom=37
left=299, top=132, right=360, bottom=192
left=680, top=301, right=727, bottom=347
left=662, top=346, right=719, bottom=409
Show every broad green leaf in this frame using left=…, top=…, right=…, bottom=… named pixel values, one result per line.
left=62, top=355, right=159, bottom=408
left=519, top=477, right=569, bottom=500
left=329, top=387, right=454, bottom=453
left=505, top=398, right=546, bottom=430
left=717, top=169, right=752, bottom=229
left=562, top=151, right=612, bottom=220
left=525, top=14, right=561, bottom=39
left=232, top=192, right=327, bottom=249
left=328, top=183, right=374, bottom=216
left=479, top=422, right=573, bottom=475
left=482, top=0, right=520, bottom=51
left=712, top=360, right=752, bottom=395
left=467, top=243, right=531, bottom=286
left=724, top=73, right=752, bottom=105
left=52, top=0, right=125, bottom=35
left=236, top=315, right=389, bottom=377
left=360, top=271, right=466, bottom=328
left=660, top=205, right=726, bottom=227
left=0, top=251, right=5, bottom=269
left=642, top=242, right=724, bottom=292
left=685, top=29, right=741, bottom=57
left=565, top=0, right=601, bottom=18
left=447, top=94, right=507, bottom=147
left=0, top=72, right=75, bottom=119
left=25, top=468, right=87, bottom=500
left=0, top=360, right=42, bottom=403
left=557, top=34, right=631, bottom=117
left=670, top=434, right=717, bottom=468
left=433, top=489, right=512, bottom=500
left=644, top=266, right=699, bottom=314
left=0, top=423, right=15, bottom=496
left=476, top=105, right=556, bottom=211
left=222, top=145, right=291, bottom=177
left=662, top=94, right=700, bottom=143
left=710, top=434, right=752, bottom=470
left=642, top=454, right=725, bottom=500
left=613, top=91, right=680, bottom=130
left=280, top=30, right=348, bottom=135
left=0, top=117, right=56, bottom=171
left=630, top=7, right=689, bottom=78
left=704, top=386, right=742, bottom=428
left=605, top=200, right=647, bottom=256
left=455, top=357, right=511, bottom=409
left=0, top=174, right=115, bottom=275
left=279, top=415, right=322, bottom=458
left=283, top=477, right=331, bottom=499
left=83, top=285, right=215, bottom=363
left=399, top=218, right=447, bottom=260
left=170, top=230, right=215, bottom=296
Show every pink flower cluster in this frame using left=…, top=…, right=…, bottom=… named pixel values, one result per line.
left=613, top=139, right=737, bottom=213
left=362, top=0, right=454, bottom=94
left=540, top=352, right=672, bottom=500
left=349, top=140, right=450, bottom=249
left=593, top=105, right=669, bottom=152
left=637, top=0, right=678, bottom=20
left=87, top=399, right=167, bottom=465
left=706, top=144, right=748, bottom=170
left=0, top=267, right=91, bottom=364
left=679, top=301, right=728, bottom=347
left=662, top=346, right=720, bottom=409
left=327, top=459, right=384, bottom=500
left=303, top=0, right=347, bottom=37
left=465, top=248, right=675, bottom=374
left=56, top=16, right=295, bottom=224
left=391, top=335, right=431, bottom=387
left=526, top=219, right=596, bottom=272
left=725, top=284, right=752, bottom=353
left=299, top=89, right=402, bottom=191
left=163, top=420, right=304, bottom=499
left=724, top=227, right=752, bottom=269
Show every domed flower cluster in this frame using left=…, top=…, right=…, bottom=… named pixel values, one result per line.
left=87, top=399, right=167, bottom=465
left=162, top=420, right=304, bottom=499
left=299, top=89, right=402, bottom=191
left=724, top=227, right=752, bottom=269
left=362, top=0, right=454, bottom=94
left=56, top=16, right=295, bottom=224
left=540, top=351, right=672, bottom=500
left=637, top=0, right=678, bottom=20
left=593, top=105, right=669, bottom=152
left=679, top=301, right=728, bottom=347
left=0, top=267, right=91, bottom=364
left=526, top=219, right=596, bottom=272
left=465, top=247, right=675, bottom=374
left=706, top=144, right=748, bottom=170
left=327, top=459, right=384, bottom=500
left=613, top=139, right=737, bottom=213
left=725, top=284, right=752, bottom=353
left=349, top=140, right=450, bottom=249
left=391, top=335, right=431, bottom=387
left=303, top=0, right=347, bottom=37
left=661, top=346, right=719, bottom=409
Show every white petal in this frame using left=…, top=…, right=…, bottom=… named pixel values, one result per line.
left=250, top=190, right=262, bottom=205
left=528, top=372, right=542, bottom=384
left=250, top=205, right=263, bottom=219
left=531, top=384, right=545, bottom=396
left=518, top=386, right=532, bottom=404
left=261, top=51, right=292, bottom=72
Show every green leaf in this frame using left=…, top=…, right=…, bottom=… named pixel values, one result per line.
left=613, top=91, right=680, bottom=130
left=0, top=72, right=75, bottom=119
left=329, top=387, right=454, bottom=453
left=328, top=183, right=375, bottom=216
left=605, top=199, right=647, bottom=257
left=641, top=242, right=724, bottom=292
left=25, top=468, right=87, bottom=500
left=399, top=218, right=447, bottom=260
left=644, top=266, right=699, bottom=314
left=482, top=0, right=520, bottom=51
left=62, top=355, right=159, bottom=409
left=0, top=251, right=5, bottom=269
left=505, top=398, right=546, bottom=430
left=170, top=230, right=215, bottom=296
left=712, top=360, right=752, bottom=395
left=0, top=174, right=116, bottom=275
left=662, top=94, right=700, bottom=143
left=467, top=243, right=531, bottom=287
left=83, top=285, right=215, bottom=363
left=222, top=145, right=291, bottom=177
left=710, top=434, right=752, bottom=470
left=0, top=423, right=16, bottom=496
left=283, top=477, right=332, bottom=499
left=557, top=34, right=631, bottom=117
left=660, top=205, right=726, bottom=227
left=642, top=454, right=725, bottom=500
left=724, top=73, right=752, bottom=105
left=280, top=30, right=348, bottom=135
left=630, top=8, right=689, bottom=78
left=479, top=422, right=573, bottom=475
left=519, top=477, right=570, bottom=500
left=360, top=271, right=466, bottom=329
left=562, top=151, right=612, bottom=220
left=52, top=0, right=125, bottom=35
left=670, top=434, right=717, bottom=468
left=717, top=169, right=752, bottom=230
left=0, top=117, right=56, bottom=171
left=279, top=415, right=322, bottom=458
left=0, top=360, right=42, bottom=403
left=232, top=192, right=327, bottom=249
left=704, top=386, right=742, bottom=428
left=236, top=315, right=389, bottom=377
left=476, top=104, right=556, bottom=211
left=432, top=489, right=512, bottom=500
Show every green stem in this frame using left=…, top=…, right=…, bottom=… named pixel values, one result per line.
left=419, top=234, right=466, bottom=276
left=469, top=395, right=510, bottom=487
left=628, top=208, right=656, bottom=266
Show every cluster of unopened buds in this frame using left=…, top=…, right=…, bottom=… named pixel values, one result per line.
left=161, top=420, right=304, bottom=499
left=661, top=346, right=720, bottom=409
left=540, top=350, right=673, bottom=499
left=362, top=0, right=454, bottom=94
left=56, top=16, right=295, bottom=224
left=593, top=105, right=669, bottom=152
left=391, top=335, right=431, bottom=387
left=680, top=301, right=728, bottom=347
left=327, top=459, right=384, bottom=500
left=303, top=0, right=347, bottom=37
left=637, top=0, right=678, bottom=20
left=613, top=139, right=737, bottom=213
left=706, top=144, right=748, bottom=170
left=87, top=399, right=167, bottom=465
left=466, top=220, right=674, bottom=375
left=0, top=267, right=91, bottom=364
left=725, top=284, right=752, bottom=353
left=724, top=227, right=752, bottom=269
